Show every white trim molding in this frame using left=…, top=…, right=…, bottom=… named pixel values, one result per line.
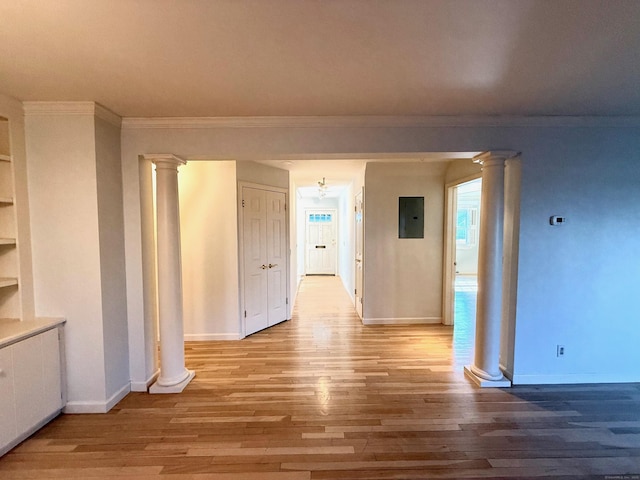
left=121, top=115, right=640, bottom=130
left=511, top=373, right=640, bottom=385
left=63, top=383, right=131, bottom=414
left=130, top=369, right=160, bottom=392
left=23, top=101, right=122, bottom=127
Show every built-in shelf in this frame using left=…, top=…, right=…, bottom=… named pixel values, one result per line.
left=0, top=278, right=18, bottom=288
left=0, top=121, right=19, bottom=322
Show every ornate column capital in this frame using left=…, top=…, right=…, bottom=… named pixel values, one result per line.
left=473, top=150, right=520, bottom=165
left=142, top=154, right=186, bottom=170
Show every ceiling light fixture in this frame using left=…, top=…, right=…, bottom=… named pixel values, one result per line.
left=318, top=177, right=327, bottom=198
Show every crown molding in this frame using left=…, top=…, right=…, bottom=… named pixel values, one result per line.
left=23, top=101, right=96, bottom=116
left=94, top=104, right=122, bottom=127
left=23, top=101, right=122, bottom=127
left=121, top=115, right=640, bottom=130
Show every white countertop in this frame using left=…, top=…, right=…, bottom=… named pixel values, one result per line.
left=0, top=317, right=66, bottom=348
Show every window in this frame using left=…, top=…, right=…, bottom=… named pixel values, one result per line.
left=456, top=207, right=478, bottom=247
left=308, top=213, right=332, bottom=223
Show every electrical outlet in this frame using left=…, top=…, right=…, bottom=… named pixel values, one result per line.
left=557, top=345, right=565, bottom=357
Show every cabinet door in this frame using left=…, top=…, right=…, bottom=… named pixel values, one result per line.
left=12, top=329, right=62, bottom=434
left=41, top=328, right=62, bottom=417
left=12, top=334, right=45, bottom=433
left=0, top=346, right=17, bottom=450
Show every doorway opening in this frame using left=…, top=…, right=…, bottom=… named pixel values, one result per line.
left=443, top=176, right=481, bottom=360
left=452, top=178, right=481, bottom=358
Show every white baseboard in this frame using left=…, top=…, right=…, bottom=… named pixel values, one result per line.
left=106, top=383, right=131, bottom=411
left=362, top=317, right=442, bottom=325
left=500, top=363, right=514, bottom=382
left=64, top=383, right=130, bottom=414
left=130, top=369, right=160, bottom=392
left=511, top=372, right=640, bottom=385
left=184, top=333, right=242, bottom=341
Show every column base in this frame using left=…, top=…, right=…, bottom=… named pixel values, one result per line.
left=464, top=366, right=511, bottom=388
left=149, top=370, right=195, bottom=394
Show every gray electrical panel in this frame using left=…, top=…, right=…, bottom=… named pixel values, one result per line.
left=399, top=196, right=424, bottom=238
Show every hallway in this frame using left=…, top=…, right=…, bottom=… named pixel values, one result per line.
left=1, top=276, right=639, bottom=479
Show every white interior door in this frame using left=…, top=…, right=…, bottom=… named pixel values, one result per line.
left=243, top=187, right=269, bottom=335
left=355, top=190, right=364, bottom=318
left=242, top=186, right=288, bottom=336
left=305, top=209, right=336, bottom=275
left=266, top=190, right=287, bottom=326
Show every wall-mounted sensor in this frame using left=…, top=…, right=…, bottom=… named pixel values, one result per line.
left=550, top=215, right=566, bottom=226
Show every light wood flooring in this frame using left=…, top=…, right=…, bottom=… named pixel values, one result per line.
left=1, top=276, right=640, bottom=479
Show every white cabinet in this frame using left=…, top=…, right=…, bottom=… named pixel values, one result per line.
left=0, top=322, right=64, bottom=456
left=41, top=329, right=63, bottom=422
left=0, top=346, right=17, bottom=449
left=13, top=329, right=62, bottom=433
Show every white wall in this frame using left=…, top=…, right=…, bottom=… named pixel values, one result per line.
left=179, top=161, right=240, bottom=340
left=337, top=183, right=355, bottom=301
left=25, top=105, right=130, bottom=412
left=94, top=117, right=130, bottom=401
left=120, top=119, right=640, bottom=385
left=512, top=131, right=640, bottom=384
left=236, top=160, right=289, bottom=188
left=445, top=158, right=481, bottom=184
left=25, top=112, right=108, bottom=411
left=289, top=178, right=299, bottom=306
left=364, top=162, right=447, bottom=324
left=336, top=166, right=365, bottom=304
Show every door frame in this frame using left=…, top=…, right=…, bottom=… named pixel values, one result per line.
left=304, top=208, right=338, bottom=276
left=442, top=173, right=481, bottom=326
left=237, top=181, right=290, bottom=338
left=354, top=188, right=364, bottom=319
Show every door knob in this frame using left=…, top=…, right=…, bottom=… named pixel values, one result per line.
left=260, top=264, right=267, bottom=270
left=268, top=263, right=278, bottom=269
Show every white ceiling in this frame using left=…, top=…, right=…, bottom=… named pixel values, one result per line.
left=1, top=0, right=639, bottom=118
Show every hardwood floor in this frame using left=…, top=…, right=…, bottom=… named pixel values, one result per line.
left=1, top=276, right=639, bottom=479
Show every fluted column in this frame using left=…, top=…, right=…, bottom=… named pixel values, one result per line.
left=147, top=154, right=195, bottom=394
left=464, top=151, right=515, bottom=388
